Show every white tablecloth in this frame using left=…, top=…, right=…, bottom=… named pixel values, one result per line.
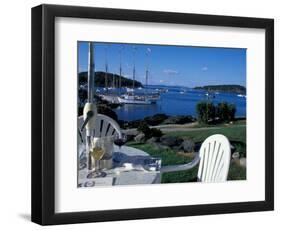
left=78, top=145, right=161, bottom=187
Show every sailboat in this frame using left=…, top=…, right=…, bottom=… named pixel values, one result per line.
left=98, top=46, right=121, bottom=104
left=205, top=91, right=215, bottom=99
left=117, top=47, right=160, bottom=105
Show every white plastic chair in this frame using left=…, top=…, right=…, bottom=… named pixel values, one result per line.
left=161, top=134, right=231, bottom=183
left=78, top=114, right=122, bottom=145
left=197, top=134, right=231, bottom=182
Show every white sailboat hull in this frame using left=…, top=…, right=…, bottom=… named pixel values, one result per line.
left=100, top=94, right=120, bottom=103
left=117, top=96, right=153, bottom=105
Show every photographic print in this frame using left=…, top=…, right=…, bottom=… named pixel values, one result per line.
left=32, top=4, right=274, bottom=225
left=77, top=42, right=246, bottom=187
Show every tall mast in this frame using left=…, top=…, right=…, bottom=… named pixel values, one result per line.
left=104, top=45, right=108, bottom=91
left=145, top=48, right=151, bottom=91
left=88, top=42, right=95, bottom=102
left=119, top=45, right=123, bottom=94
left=145, top=70, right=148, bottom=89
left=112, top=72, right=115, bottom=88
left=132, top=46, right=137, bottom=89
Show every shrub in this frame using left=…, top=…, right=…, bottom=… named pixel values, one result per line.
left=149, top=128, right=163, bottom=138
left=217, top=102, right=229, bottom=121
left=137, top=122, right=163, bottom=139
left=196, top=101, right=236, bottom=124
left=228, top=104, right=236, bottom=121
left=217, top=102, right=236, bottom=122
left=196, top=101, right=216, bottom=124
left=144, top=113, right=169, bottom=126
left=137, top=122, right=151, bottom=137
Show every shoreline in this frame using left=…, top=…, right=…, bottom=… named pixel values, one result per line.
left=123, top=118, right=246, bottom=135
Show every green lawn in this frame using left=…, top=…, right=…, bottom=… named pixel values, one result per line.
left=127, top=143, right=193, bottom=166
left=127, top=142, right=199, bottom=183
left=193, top=119, right=246, bottom=128
left=168, top=124, right=246, bottom=157
left=127, top=123, right=246, bottom=183
left=168, top=125, right=246, bottom=143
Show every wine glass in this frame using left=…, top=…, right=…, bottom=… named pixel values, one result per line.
left=114, top=134, right=127, bottom=150
left=87, top=137, right=106, bottom=178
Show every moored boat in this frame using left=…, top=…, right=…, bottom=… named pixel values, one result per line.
left=100, top=94, right=120, bottom=104
left=115, top=47, right=160, bottom=105
left=117, top=93, right=153, bottom=104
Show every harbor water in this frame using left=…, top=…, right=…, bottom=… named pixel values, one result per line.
left=112, top=85, right=246, bottom=121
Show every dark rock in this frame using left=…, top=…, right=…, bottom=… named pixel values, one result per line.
left=162, top=115, right=194, bottom=125
left=134, top=133, right=145, bottom=143
left=180, top=139, right=195, bottom=152
left=153, top=142, right=170, bottom=150
left=146, top=137, right=159, bottom=144
left=160, top=136, right=183, bottom=147
left=232, top=152, right=240, bottom=160
left=239, top=158, right=246, bottom=167
left=194, top=142, right=202, bottom=152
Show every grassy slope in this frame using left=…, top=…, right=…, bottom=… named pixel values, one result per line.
left=128, top=143, right=193, bottom=166
left=168, top=124, right=246, bottom=157
left=168, top=125, right=246, bottom=143
left=128, top=123, right=246, bottom=183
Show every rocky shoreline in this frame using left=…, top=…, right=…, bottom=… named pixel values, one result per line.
left=119, top=113, right=196, bottom=129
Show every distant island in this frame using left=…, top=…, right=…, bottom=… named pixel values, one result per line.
left=79, top=71, right=143, bottom=88
left=194, top=84, right=246, bottom=94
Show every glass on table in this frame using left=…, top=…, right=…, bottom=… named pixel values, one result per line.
left=113, top=133, right=127, bottom=150
left=87, top=137, right=107, bottom=178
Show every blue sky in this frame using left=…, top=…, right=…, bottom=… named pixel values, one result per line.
left=78, top=41, right=246, bottom=88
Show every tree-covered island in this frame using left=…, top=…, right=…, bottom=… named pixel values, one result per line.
left=194, top=84, right=246, bottom=94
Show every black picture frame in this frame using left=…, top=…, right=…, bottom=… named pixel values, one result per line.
left=31, top=4, right=274, bottom=225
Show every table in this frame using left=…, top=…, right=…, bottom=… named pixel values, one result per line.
left=78, top=145, right=161, bottom=187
